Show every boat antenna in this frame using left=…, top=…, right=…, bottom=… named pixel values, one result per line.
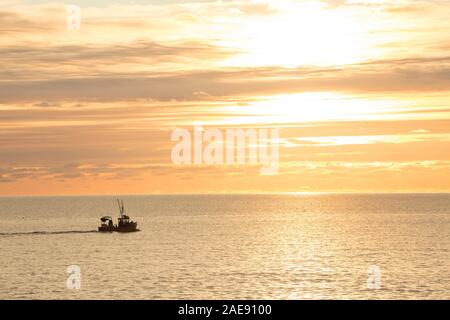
left=121, top=200, right=125, bottom=215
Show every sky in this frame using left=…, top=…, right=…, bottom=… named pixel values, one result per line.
left=1, top=0, right=450, bottom=195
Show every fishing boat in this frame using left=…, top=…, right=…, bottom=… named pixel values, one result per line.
left=98, top=199, right=139, bottom=233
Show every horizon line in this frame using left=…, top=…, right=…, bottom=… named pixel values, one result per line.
left=1, top=191, right=450, bottom=197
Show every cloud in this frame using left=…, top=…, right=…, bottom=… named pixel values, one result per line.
left=32, top=101, right=60, bottom=108
left=0, top=40, right=236, bottom=81
left=0, top=9, right=59, bottom=35
left=410, top=128, right=429, bottom=133
left=1, top=59, right=450, bottom=102
left=1, top=0, right=450, bottom=193
left=0, top=1, right=449, bottom=103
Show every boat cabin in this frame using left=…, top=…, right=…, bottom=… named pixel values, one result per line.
left=99, top=216, right=115, bottom=232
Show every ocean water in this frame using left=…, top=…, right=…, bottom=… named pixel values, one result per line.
left=0, top=194, right=449, bottom=300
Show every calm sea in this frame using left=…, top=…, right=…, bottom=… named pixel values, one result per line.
left=0, top=194, right=449, bottom=299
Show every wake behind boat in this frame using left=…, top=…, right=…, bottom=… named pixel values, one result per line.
left=98, top=199, right=139, bottom=233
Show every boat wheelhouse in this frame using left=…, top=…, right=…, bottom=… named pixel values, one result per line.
left=98, top=216, right=114, bottom=232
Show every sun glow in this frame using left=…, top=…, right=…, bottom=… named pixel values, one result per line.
left=219, top=1, right=379, bottom=67
left=223, top=92, right=406, bottom=124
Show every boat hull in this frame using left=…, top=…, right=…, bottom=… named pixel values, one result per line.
left=98, top=222, right=139, bottom=233
left=115, top=228, right=140, bottom=233
left=98, top=226, right=115, bottom=232
left=116, top=221, right=138, bottom=232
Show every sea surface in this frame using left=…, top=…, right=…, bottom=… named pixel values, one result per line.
left=0, top=194, right=449, bottom=299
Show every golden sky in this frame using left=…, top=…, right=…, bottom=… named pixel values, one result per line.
left=1, top=0, right=450, bottom=195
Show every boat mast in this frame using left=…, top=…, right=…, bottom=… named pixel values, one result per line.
left=117, top=199, right=123, bottom=218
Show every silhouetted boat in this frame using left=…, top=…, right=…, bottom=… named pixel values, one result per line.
left=98, top=200, right=139, bottom=233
